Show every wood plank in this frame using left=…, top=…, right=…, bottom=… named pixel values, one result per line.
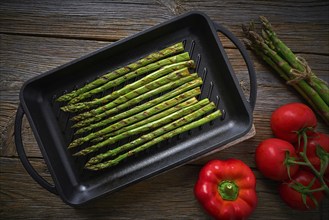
left=0, top=34, right=110, bottom=83
left=1, top=1, right=329, bottom=218
left=1, top=34, right=328, bottom=159
left=0, top=0, right=170, bottom=41
left=1, top=157, right=328, bottom=219
left=0, top=1, right=328, bottom=54
left=1, top=33, right=328, bottom=219
left=0, top=34, right=110, bottom=157
left=1, top=34, right=328, bottom=102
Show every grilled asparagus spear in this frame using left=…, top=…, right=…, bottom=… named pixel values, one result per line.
left=62, top=64, right=191, bottom=113
left=74, top=87, right=200, bottom=136
left=85, top=109, right=221, bottom=169
left=71, top=69, right=194, bottom=121
left=69, top=89, right=203, bottom=149
left=71, top=76, right=202, bottom=125
left=67, top=52, right=191, bottom=104
left=76, top=96, right=198, bottom=136
left=90, top=98, right=198, bottom=142
left=56, top=42, right=185, bottom=103
left=73, top=100, right=214, bottom=155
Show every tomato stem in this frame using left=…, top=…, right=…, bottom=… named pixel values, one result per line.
left=298, top=131, right=329, bottom=194
left=290, top=177, right=323, bottom=201
left=316, top=146, right=329, bottom=177
left=287, top=160, right=308, bottom=166
left=286, top=130, right=329, bottom=198
left=305, top=186, right=327, bottom=193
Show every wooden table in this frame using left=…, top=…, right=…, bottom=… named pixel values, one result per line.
left=1, top=1, right=328, bottom=219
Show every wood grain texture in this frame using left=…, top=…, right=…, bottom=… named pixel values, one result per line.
left=1, top=157, right=328, bottom=219
left=0, top=0, right=329, bottom=219
left=1, top=0, right=328, bottom=48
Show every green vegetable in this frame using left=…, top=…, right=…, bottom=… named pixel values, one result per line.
left=243, top=16, right=329, bottom=125
left=65, top=52, right=191, bottom=106
left=76, top=96, right=198, bottom=136
left=72, top=99, right=212, bottom=155
left=90, top=97, right=198, bottom=142
left=71, top=77, right=202, bottom=127
left=56, top=42, right=185, bottom=102
left=61, top=61, right=192, bottom=113
left=69, top=89, right=204, bottom=149
left=85, top=109, right=221, bottom=170
left=259, top=17, right=329, bottom=106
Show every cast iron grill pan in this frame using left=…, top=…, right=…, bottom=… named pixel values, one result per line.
left=15, top=11, right=256, bottom=206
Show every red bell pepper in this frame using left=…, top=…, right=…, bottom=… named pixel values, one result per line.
left=194, top=159, right=257, bottom=220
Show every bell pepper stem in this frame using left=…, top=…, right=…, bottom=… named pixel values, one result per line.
left=218, top=181, right=239, bottom=201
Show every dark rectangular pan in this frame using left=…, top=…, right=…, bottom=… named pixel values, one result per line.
left=15, top=11, right=257, bottom=206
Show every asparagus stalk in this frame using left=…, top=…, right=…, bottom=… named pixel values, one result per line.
left=72, top=69, right=197, bottom=121
left=72, top=99, right=212, bottom=154
left=243, top=22, right=329, bottom=124
left=72, top=74, right=202, bottom=124
left=56, top=42, right=185, bottom=102
left=244, top=39, right=319, bottom=114
left=261, top=35, right=329, bottom=123
left=62, top=64, right=191, bottom=113
left=90, top=97, right=198, bottom=142
left=74, top=87, right=201, bottom=135
left=69, top=89, right=203, bottom=149
left=85, top=109, right=221, bottom=170
left=67, top=53, right=192, bottom=104
left=77, top=68, right=191, bottom=117
left=72, top=80, right=201, bottom=130
left=259, top=16, right=329, bottom=106
left=77, top=96, right=198, bottom=136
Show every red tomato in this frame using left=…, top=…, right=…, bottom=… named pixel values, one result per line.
left=271, top=103, right=317, bottom=143
left=296, top=132, right=329, bottom=174
left=279, top=170, right=324, bottom=210
left=255, top=138, right=299, bottom=181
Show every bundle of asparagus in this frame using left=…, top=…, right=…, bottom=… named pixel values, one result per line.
left=57, top=42, right=221, bottom=170
left=242, top=16, right=329, bottom=125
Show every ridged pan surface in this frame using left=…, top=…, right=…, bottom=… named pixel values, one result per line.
left=19, top=12, right=253, bottom=205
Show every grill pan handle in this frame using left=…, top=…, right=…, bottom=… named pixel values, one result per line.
left=14, top=104, right=58, bottom=195
left=213, top=22, right=257, bottom=111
